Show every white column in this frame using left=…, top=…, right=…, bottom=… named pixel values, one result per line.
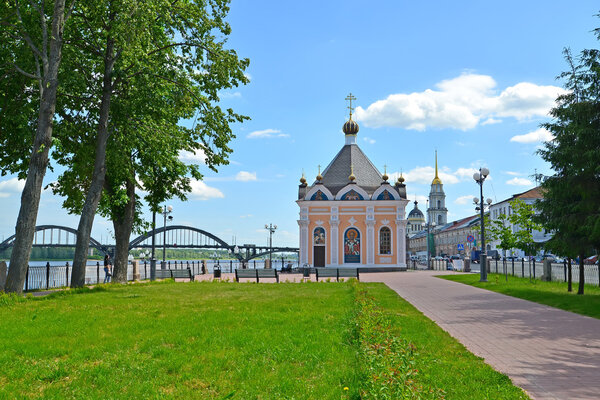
left=298, top=220, right=309, bottom=266
left=366, top=220, right=375, bottom=266
left=329, top=220, right=339, bottom=266
left=396, top=219, right=407, bottom=268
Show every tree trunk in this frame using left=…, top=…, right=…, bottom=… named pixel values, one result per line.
left=70, top=38, right=115, bottom=288
left=5, top=0, right=67, bottom=293
left=567, top=258, right=572, bottom=292
left=111, top=178, right=136, bottom=284
left=577, top=253, right=585, bottom=295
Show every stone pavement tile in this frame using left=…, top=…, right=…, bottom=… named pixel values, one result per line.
left=360, top=271, right=600, bottom=400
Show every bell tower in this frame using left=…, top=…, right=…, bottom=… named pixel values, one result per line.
left=427, top=151, right=447, bottom=225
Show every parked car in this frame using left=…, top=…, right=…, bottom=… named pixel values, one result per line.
left=584, top=255, right=598, bottom=265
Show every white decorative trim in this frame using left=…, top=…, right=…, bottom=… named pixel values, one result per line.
left=315, top=220, right=324, bottom=226
left=335, top=184, right=370, bottom=201
left=372, top=184, right=401, bottom=200
left=366, top=220, right=375, bottom=265
left=304, top=185, right=334, bottom=201
left=329, top=219, right=339, bottom=266
left=348, top=217, right=357, bottom=226
left=381, top=219, right=390, bottom=226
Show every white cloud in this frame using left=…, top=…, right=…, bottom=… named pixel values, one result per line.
left=247, top=129, right=290, bottom=139
left=239, top=214, right=253, bottom=219
left=510, top=128, right=554, bottom=143
left=179, top=148, right=206, bottom=164
left=393, top=165, right=480, bottom=186
left=506, top=177, right=533, bottom=186
left=363, top=137, right=376, bottom=144
left=407, top=194, right=429, bottom=207
left=235, top=171, right=257, bottom=181
left=0, top=178, right=25, bottom=197
left=504, top=171, right=522, bottom=176
left=455, top=195, right=475, bottom=205
left=354, top=73, right=566, bottom=131
left=189, top=180, right=224, bottom=200
left=482, top=118, right=502, bottom=125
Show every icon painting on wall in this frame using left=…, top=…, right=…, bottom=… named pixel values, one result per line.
left=313, top=227, right=326, bottom=245
left=344, top=228, right=360, bottom=263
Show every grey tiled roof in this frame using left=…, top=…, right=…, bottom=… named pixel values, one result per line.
left=314, top=144, right=383, bottom=195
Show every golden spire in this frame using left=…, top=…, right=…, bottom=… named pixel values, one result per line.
left=349, top=164, right=356, bottom=182
left=316, top=164, right=323, bottom=181
left=432, top=150, right=442, bottom=185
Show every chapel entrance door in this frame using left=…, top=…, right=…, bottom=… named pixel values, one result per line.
left=314, top=246, right=325, bottom=267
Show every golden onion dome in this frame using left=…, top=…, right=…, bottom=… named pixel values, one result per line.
left=300, top=172, right=306, bottom=184
left=343, top=118, right=359, bottom=135
left=397, top=175, right=405, bottom=184
left=316, top=173, right=323, bottom=181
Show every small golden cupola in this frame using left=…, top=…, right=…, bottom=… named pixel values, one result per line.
left=316, top=165, right=323, bottom=182
left=382, top=165, right=389, bottom=183
left=348, top=164, right=356, bottom=182
left=432, top=150, right=442, bottom=185
left=299, top=171, right=307, bottom=185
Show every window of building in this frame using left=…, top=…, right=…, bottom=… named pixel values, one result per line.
left=379, top=227, right=391, bottom=255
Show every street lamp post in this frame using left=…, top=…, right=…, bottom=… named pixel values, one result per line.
left=151, top=209, right=157, bottom=280
left=473, top=167, right=492, bottom=282
left=265, top=223, right=277, bottom=269
left=160, top=205, right=173, bottom=269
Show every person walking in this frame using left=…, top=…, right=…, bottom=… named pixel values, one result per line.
left=103, top=254, right=112, bottom=283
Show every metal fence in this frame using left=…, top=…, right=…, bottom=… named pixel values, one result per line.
left=428, top=257, right=600, bottom=286
left=488, top=258, right=600, bottom=286
left=18, top=258, right=299, bottom=292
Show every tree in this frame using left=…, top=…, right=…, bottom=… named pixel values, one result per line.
left=1, top=0, right=74, bottom=293
left=486, top=199, right=543, bottom=280
left=536, top=40, right=600, bottom=295
left=50, top=0, right=249, bottom=284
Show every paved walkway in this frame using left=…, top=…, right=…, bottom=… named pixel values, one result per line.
left=361, top=271, right=600, bottom=400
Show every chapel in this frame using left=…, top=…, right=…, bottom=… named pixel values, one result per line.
left=296, top=94, right=409, bottom=268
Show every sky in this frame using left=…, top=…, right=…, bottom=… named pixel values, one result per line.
left=1, top=1, right=599, bottom=248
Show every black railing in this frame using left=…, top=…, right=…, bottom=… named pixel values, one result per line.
left=15, top=259, right=301, bottom=292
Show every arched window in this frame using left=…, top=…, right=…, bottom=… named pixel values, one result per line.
left=437, top=200, right=441, bottom=208
left=437, top=214, right=442, bottom=225
left=379, top=227, right=391, bottom=255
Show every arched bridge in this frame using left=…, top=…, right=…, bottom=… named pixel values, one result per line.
left=0, top=224, right=298, bottom=261
left=0, top=225, right=112, bottom=256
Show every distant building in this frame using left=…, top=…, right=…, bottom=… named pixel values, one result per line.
left=296, top=95, right=409, bottom=268
left=408, top=215, right=480, bottom=257
left=427, top=151, right=447, bottom=226
left=407, top=200, right=425, bottom=237
left=434, top=215, right=480, bottom=257
left=488, top=186, right=551, bottom=257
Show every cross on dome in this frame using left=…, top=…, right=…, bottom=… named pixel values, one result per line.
left=345, top=93, right=357, bottom=119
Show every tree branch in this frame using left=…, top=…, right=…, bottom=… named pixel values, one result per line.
left=13, top=63, right=40, bottom=80
left=14, top=0, right=44, bottom=60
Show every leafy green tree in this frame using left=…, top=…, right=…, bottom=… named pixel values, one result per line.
left=50, top=0, right=248, bottom=285
left=1, top=0, right=74, bottom=293
left=486, top=199, right=543, bottom=281
left=536, top=41, right=600, bottom=295
left=485, top=213, right=517, bottom=257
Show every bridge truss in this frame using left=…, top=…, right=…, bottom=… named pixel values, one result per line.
left=0, top=224, right=298, bottom=262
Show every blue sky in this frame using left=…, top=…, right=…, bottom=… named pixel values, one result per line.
left=1, top=1, right=599, bottom=248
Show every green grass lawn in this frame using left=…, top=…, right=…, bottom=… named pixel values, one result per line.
left=0, top=281, right=528, bottom=399
left=440, top=273, right=600, bottom=319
